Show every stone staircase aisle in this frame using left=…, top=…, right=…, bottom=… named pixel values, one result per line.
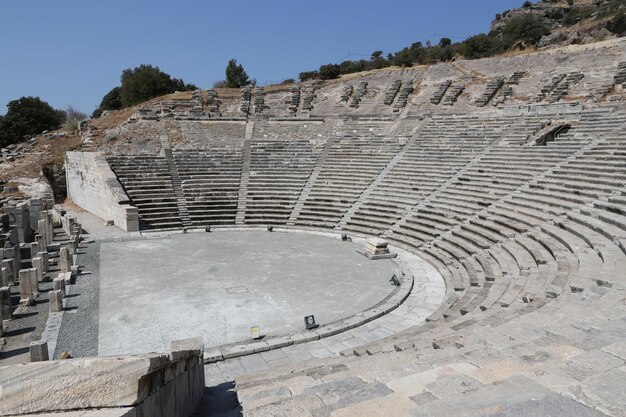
left=235, top=123, right=254, bottom=225
left=336, top=126, right=422, bottom=230
left=160, top=134, right=192, bottom=227
left=287, top=136, right=337, bottom=225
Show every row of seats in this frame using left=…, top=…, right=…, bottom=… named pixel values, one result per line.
left=232, top=108, right=626, bottom=416
left=106, top=155, right=182, bottom=229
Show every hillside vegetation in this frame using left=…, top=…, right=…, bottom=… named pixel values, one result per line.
left=299, top=0, right=625, bottom=81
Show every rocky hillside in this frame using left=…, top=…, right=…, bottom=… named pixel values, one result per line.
left=491, top=0, right=625, bottom=48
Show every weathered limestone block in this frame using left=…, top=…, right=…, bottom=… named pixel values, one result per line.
left=32, top=257, right=44, bottom=282
left=3, top=244, right=20, bottom=279
left=59, top=271, right=73, bottom=286
left=1, top=266, right=9, bottom=287
left=0, top=342, right=205, bottom=417
left=35, top=233, right=45, bottom=251
left=28, top=267, right=39, bottom=296
left=362, top=237, right=397, bottom=259
left=37, top=251, right=49, bottom=273
left=19, top=268, right=35, bottom=306
left=29, top=340, right=49, bottom=362
left=49, top=289, right=63, bottom=313
left=68, top=236, right=79, bottom=255
left=53, top=276, right=66, bottom=297
left=46, top=212, right=54, bottom=245
left=30, top=241, right=39, bottom=258
left=0, top=286, right=13, bottom=320
left=6, top=201, right=32, bottom=242
left=59, top=247, right=71, bottom=273
left=38, top=219, right=48, bottom=248
left=28, top=198, right=44, bottom=231
left=1, top=258, right=15, bottom=284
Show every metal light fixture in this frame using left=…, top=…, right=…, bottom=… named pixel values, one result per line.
left=304, top=315, right=318, bottom=330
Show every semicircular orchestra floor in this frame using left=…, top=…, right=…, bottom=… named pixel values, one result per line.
left=97, top=230, right=442, bottom=356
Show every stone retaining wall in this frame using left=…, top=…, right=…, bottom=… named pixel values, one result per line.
left=65, top=151, right=139, bottom=232
left=0, top=338, right=205, bottom=417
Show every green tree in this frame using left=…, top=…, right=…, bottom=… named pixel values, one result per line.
left=299, top=71, right=319, bottom=82
left=461, top=34, right=500, bottom=59
left=393, top=48, right=414, bottom=67
left=370, top=51, right=388, bottom=69
left=318, top=63, right=341, bottom=80
left=0, top=97, right=65, bottom=146
left=502, top=14, right=550, bottom=47
left=119, top=64, right=196, bottom=107
left=92, top=86, right=122, bottom=118
left=438, top=37, right=452, bottom=47
left=224, top=59, right=250, bottom=88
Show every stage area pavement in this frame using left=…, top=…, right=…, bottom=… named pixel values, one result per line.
left=98, top=230, right=400, bottom=355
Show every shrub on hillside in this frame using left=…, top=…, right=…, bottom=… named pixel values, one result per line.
left=63, top=105, right=87, bottom=132
left=502, top=14, right=550, bottom=47
left=92, top=87, right=122, bottom=118
left=0, top=97, right=65, bottom=147
left=120, top=64, right=196, bottom=107
left=298, top=71, right=319, bottom=82
left=318, top=64, right=341, bottom=80
left=461, top=34, right=501, bottom=59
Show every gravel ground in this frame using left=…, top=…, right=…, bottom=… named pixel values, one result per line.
left=54, top=240, right=101, bottom=358
left=54, top=206, right=134, bottom=357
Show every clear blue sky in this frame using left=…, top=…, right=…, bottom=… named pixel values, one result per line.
left=0, top=0, right=526, bottom=115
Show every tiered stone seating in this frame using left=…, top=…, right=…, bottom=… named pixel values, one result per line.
left=240, top=87, right=252, bottom=114
left=234, top=109, right=626, bottom=415
left=205, top=90, right=220, bottom=116
left=286, top=86, right=300, bottom=114
left=173, top=148, right=243, bottom=226
left=344, top=116, right=509, bottom=235
left=107, top=155, right=182, bottom=229
left=475, top=78, right=504, bottom=107
left=301, top=84, right=318, bottom=111
left=253, top=87, right=267, bottom=114
left=294, top=122, right=401, bottom=228
left=383, top=80, right=402, bottom=105
left=244, top=139, right=325, bottom=224
left=349, top=82, right=368, bottom=108
left=534, top=73, right=566, bottom=102
left=105, top=102, right=626, bottom=415
left=442, top=84, right=464, bottom=106
left=430, top=80, right=451, bottom=104
left=491, top=71, right=526, bottom=105
left=393, top=81, right=414, bottom=111
left=534, top=71, right=585, bottom=103
left=548, top=71, right=584, bottom=103
left=237, top=188, right=626, bottom=416
left=340, top=85, right=353, bottom=102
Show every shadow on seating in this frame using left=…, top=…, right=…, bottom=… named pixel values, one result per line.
left=191, top=381, right=242, bottom=417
